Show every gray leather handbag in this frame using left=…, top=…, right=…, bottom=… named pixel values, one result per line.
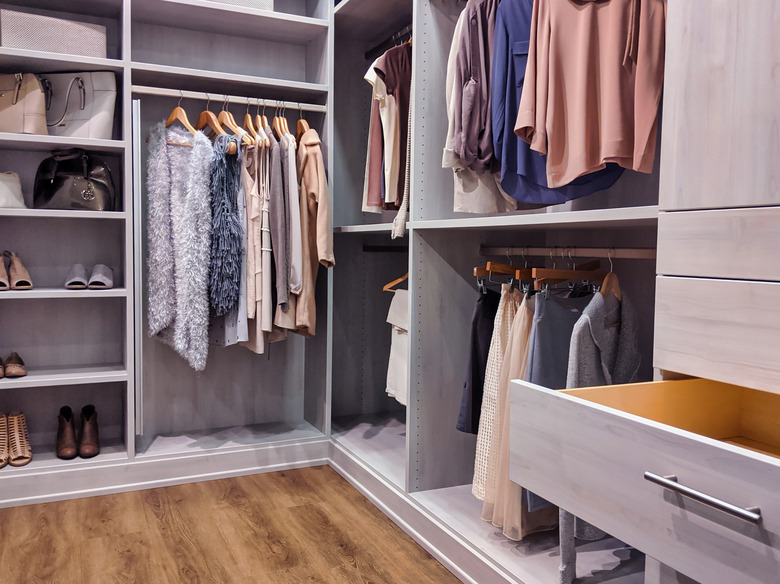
left=33, top=149, right=116, bottom=211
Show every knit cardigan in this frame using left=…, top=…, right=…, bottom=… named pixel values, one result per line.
left=146, top=122, right=214, bottom=371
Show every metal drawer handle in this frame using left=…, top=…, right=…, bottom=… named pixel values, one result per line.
left=644, top=472, right=762, bottom=525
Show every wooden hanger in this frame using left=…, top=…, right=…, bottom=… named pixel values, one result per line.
left=219, top=99, right=254, bottom=147
left=252, top=99, right=271, bottom=147
left=295, top=102, right=310, bottom=143
left=600, top=250, right=622, bottom=300
left=243, top=98, right=258, bottom=138
left=272, top=101, right=287, bottom=139
left=165, top=91, right=196, bottom=136
left=194, top=96, right=237, bottom=155
left=532, top=260, right=605, bottom=290
left=383, top=273, right=408, bottom=292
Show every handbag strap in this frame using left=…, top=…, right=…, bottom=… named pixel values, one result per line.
left=12, top=74, right=23, bottom=105
left=46, top=76, right=86, bottom=127
left=41, top=149, right=90, bottom=181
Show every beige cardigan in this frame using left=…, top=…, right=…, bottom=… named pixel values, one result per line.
left=295, top=128, right=334, bottom=336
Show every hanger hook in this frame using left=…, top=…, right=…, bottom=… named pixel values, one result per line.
left=568, top=247, right=576, bottom=270
left=506, top=248, right=513, bottom=266
left=550, top=248, right=556, bottom=270
left=246, top=96, right=251, bottom=114
left=205, top=92, right=211, bottom=111
left=521, top=246, right=528, bottom=269
left=262, top=100, right=267, bottom=117
left=223, top=94, right=229, bottom=111
left=299, top=102, right=304, bottom=118
left=608, top=248, right=615, bottom=273
left=177, top=89, right=184, bottom=108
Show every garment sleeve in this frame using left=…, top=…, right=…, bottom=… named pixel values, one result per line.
left=514, top=0, right=550, bottom=155
left=565, top=317, right=604, bottom=389
left=311, top=145, right=335, bottom=268
left=363, top=61, right=385, bottom=212
left=443, top=10, right=468, bottom=169
left=491, top=9, right=508, bottom=169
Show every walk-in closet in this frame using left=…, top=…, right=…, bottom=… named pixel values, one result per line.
left=1, top=0, right=778, bottom=583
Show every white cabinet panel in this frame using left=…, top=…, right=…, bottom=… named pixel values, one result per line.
left=654, top=276, right=780, bottom=393
left=657, top=208, right=780, bottom=280
left=659, top=0, right=780, bottom=210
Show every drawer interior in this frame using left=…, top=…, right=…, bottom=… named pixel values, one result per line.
left=564, top=379, right=780, bottom=459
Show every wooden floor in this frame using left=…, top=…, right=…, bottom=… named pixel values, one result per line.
left=0, top=466, right=460, bottom=584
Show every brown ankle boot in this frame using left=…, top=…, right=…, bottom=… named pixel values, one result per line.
left=78, top=404, right=100, bottom=458
left=56, top=406, right=78, bottom=460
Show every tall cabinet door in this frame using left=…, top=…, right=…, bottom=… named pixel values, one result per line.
left=658, top=0, right=780, bottom=211
left=655, top=0, right=780, bottom=393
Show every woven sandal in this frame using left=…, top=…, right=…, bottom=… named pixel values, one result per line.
left=0, top=413, right=8, bottom=469
left=4, top=352, right=26, bottom=378
left=3, top=251, right=33, bottom=290
left=7, top=411, right=32, bottom=467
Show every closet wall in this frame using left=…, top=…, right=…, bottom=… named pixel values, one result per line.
left=0, top=0, right=134, bottom=477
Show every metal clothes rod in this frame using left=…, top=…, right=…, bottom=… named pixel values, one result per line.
left=480, top=246, right=657, bottom=260
left=131, top=85, right=327, bottom=114
left=362, top=245, right=409, bottom=253
left=365, top=23, right=413, bottom=61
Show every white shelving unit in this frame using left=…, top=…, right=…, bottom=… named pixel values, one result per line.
left=0, top=365, right=127, bottom=390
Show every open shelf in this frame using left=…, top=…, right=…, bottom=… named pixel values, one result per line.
left=0, top=439, right=127, bottom=474
left=132, top=0, right=328, bottom=43
left=0, top=365, right=127, bottom=390
left=131, top=62, right=328, bottom=104
left=0, top=287, right=128, bottom=300
left=0, top=208, right=127, bottom=220
left=0, top=133, right=126, bottom=154
left=138, top=420, right=325, bottom=459
left=334, top=223, right=396, bottom=234
left=413, top=485, right=646, bottom=584
left=335, top=0, right=413, bottom=46
left=332, top=412, right=406, bottom=489
left=0, top=0, right=122, bottom=19
left=409, top=205, right=660, bottom=232
left=0, top=47, right=124, bottom=75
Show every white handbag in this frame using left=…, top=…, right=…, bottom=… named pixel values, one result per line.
left=0, top=171, right=26, bottom=208
left=0, top=73, right=48, bottom=135
left=41, top=72, right=116, bottom=140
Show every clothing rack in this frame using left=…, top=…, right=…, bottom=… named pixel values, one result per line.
left=480, top=246, right=657, bottom=260
left=131, top=85, right=328, bottom=114
left=364, top=23, right=413, bottom=61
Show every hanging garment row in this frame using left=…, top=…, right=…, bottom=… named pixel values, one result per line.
left=443, top=0, right=665, bottom=213
left=462, top=259, right=642, bottom=580
left=146, top=98, right=334, bottom=371
left=362, top=32, right=413, bottom=222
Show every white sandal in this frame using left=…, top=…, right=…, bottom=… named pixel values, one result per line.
left=64, top=263, right=89, bottom=289
left=88, top=264, right=114, bottom=289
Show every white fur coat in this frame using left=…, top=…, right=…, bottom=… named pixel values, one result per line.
left=146, top=122, right=213, bottom=371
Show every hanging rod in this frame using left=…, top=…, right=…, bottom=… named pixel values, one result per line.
left=480, top=246, right=657, bottom=260
left=365, top=23, right=413, bottom=61
left=131, top=85, right=327, bottom=114
left=362, top=245, right=409, bottom=253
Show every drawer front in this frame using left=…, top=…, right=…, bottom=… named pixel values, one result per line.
left=657, top=208, right=780, bottom=280
left=655, top=276, right=780, bottom=394
left=509, top=380, right=780, bottom=584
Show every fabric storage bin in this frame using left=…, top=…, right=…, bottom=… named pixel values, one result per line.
left=208, top=0, right=275, bottom=9
left=0, top=9, right=107, bottom=59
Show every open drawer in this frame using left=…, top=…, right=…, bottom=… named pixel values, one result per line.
left=509, top=378, right=780, bottom=584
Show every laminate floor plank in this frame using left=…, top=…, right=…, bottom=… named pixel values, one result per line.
left=0, top=466, right=460, bottom=584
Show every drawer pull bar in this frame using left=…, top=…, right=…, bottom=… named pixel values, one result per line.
left=644, top=472, right=762, bottom=525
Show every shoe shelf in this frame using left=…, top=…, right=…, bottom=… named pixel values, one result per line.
left=0, top=209, right=128, bottom=220
left=333, top=223, right=398, bottom=234
left=133, top=0, right=329, bottom=44
left=0, top=47, right=124, bottom=75
left=0, top=133, right=127, bottom=154
left=0, top=365, right=127, bottom=390
left=0, top=287, right=128, bottom=300
left=0, top=439, right=127, bottom=476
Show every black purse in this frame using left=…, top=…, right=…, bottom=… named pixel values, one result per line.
left=33, top=149, right=116, bottom=211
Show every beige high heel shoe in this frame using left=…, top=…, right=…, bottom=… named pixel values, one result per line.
left=7, top=411, right=32, bottom=467
left=0, top=413, right=8, bottom=469
left=0, top=252, right=8, bottom=291
left=3, top=251, right=33, bottom=290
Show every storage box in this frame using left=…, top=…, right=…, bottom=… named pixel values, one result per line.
left=0, top=9, right=107, bottom=59
left=208, top=0, right=275, bottom=9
